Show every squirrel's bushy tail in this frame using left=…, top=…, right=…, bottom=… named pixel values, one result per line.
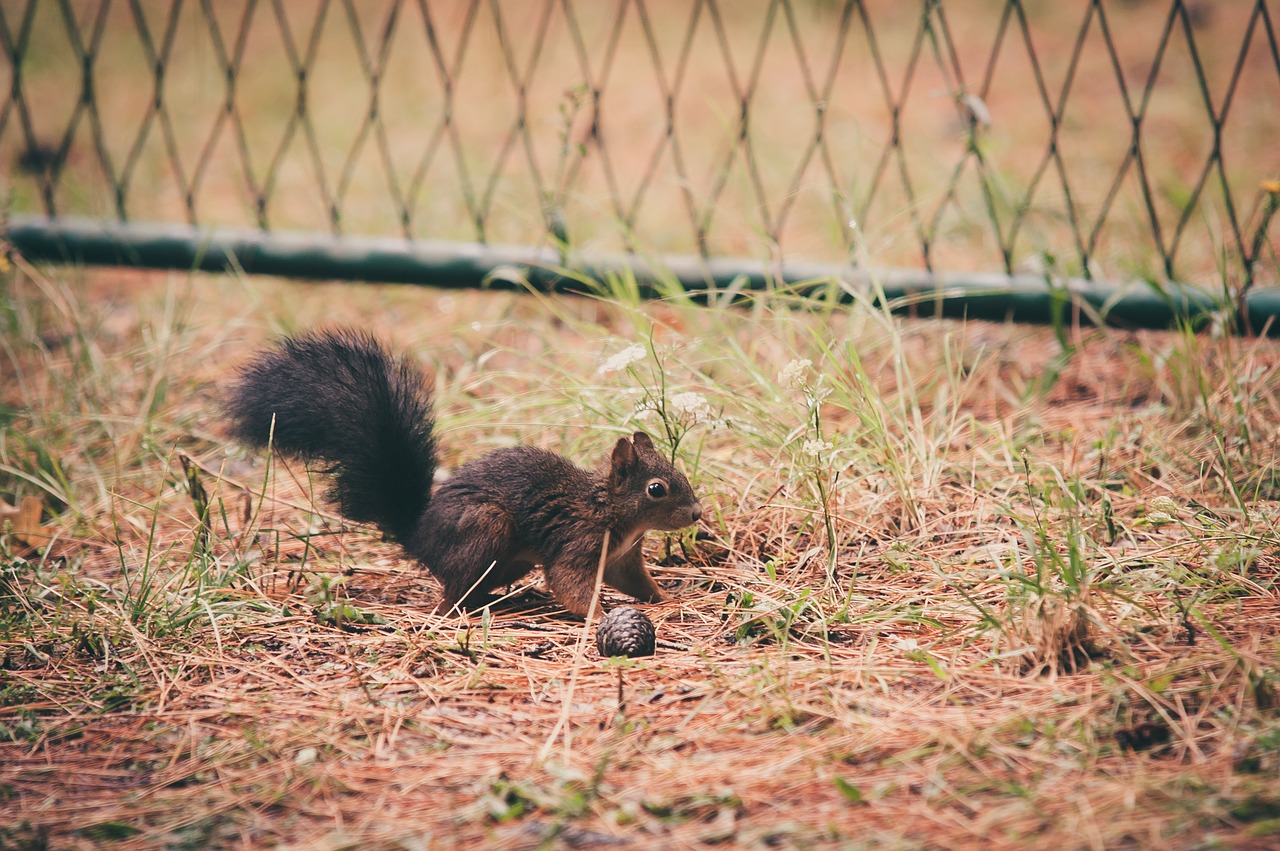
left=226, top=328, right=436, bottom=545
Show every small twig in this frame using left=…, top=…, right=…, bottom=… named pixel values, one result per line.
left=538, top=531, right=610, bottom=762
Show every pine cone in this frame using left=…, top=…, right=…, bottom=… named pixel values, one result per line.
left=596, top=607, right=656, bottom=658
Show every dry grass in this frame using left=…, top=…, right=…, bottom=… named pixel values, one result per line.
left=2, top=259, right=1278, bottom=849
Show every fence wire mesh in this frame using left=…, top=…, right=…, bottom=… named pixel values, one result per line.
left=2, top=0, right=1278, bottom=288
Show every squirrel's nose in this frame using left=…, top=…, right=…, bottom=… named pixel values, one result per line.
left=691, top=503, right=703, bottom=523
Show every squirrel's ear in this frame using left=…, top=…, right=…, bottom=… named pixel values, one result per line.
left=631, top=431, right=654, bottom=452
left=610, top=436, right=636, bottom=485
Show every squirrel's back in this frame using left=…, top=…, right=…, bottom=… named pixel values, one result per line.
left=225, top=328, right=437, bottom=544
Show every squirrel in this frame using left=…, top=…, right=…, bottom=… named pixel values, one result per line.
left=225, top=328, right=703, bottom=616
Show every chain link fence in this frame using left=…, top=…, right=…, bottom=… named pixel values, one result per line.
left=2, top=1, right=1278, bottom=311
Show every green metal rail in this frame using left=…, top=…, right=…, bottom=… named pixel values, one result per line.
left=8, top=216, right=1277, bottom=336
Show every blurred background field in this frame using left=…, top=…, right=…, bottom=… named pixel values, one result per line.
left=4, top=0, right=1278, bottom=284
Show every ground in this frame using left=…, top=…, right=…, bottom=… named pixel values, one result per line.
left=1, top=263, right=1278, bottom=849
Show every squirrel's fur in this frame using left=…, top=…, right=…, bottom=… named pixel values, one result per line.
left=226, top=328, right=702, bottom=616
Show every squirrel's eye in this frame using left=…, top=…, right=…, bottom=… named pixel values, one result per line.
left=646, top=480, right=668, bottom=500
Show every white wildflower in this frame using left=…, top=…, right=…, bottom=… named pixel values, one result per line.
left=801, top=439, right=832, bottom=458
left=597, top=344, right=647, bottom=375
left=670, top=392, right=713, bottom=423
left=891, top=637, right=919, bottom=653
left=778, top=358, right=813, bottom=389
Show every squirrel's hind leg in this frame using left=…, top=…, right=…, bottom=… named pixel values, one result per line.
left=422, top=503, right=531, bottom=615
left=434, top=558, right=538, bottom=614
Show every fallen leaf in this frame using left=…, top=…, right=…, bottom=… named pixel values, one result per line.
left=1, top=495, right=57, bottom=550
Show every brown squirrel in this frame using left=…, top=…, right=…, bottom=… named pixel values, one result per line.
left=225, top=328, right=702, bottom=616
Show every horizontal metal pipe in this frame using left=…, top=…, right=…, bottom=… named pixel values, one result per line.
left=6, top=215, right=1277, bottom=336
